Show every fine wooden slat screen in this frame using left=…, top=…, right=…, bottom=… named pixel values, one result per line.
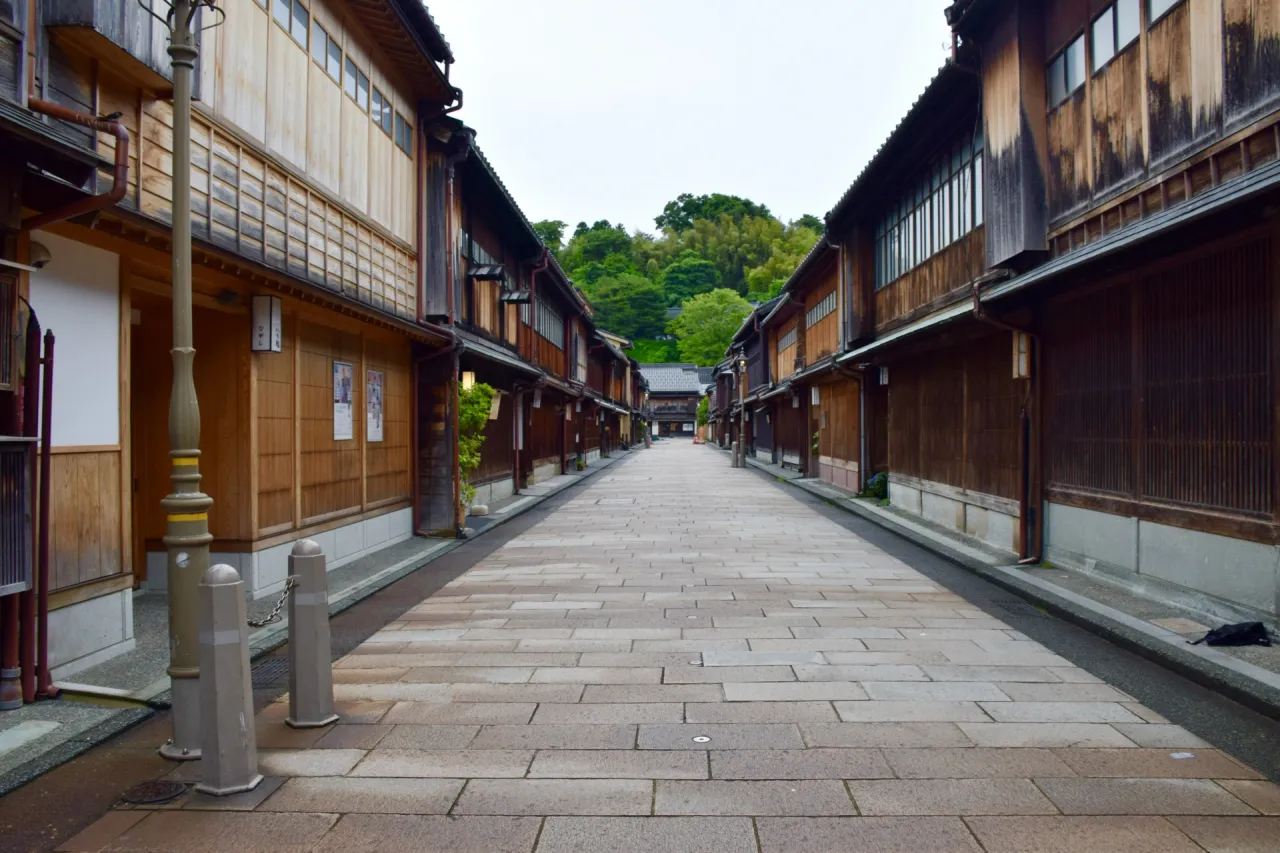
left=1044, top=281, right=1133, bottom=496
left=773, top=396, right=808, bottom=461
left=889, top=337, right=1021, bottom=501
left=818, top=382, right=859, bottom=463
left=257, top=319, right=296, bottom=532
left=1044, top=233, right=1274, bottom=522
left=364, top=338, right=411, bottom=505
left=299, top=322, right=362, bottom=521
left=964, top=335, right=1023, bottom=500
left=1141, top=240, right=1272, bottom=516
left=528, top=404, right=562, bottom=465
left=474, top=391, right=513, bottom=484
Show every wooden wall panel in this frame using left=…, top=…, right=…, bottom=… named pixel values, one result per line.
left=364, top=337, right=411, bottom=505
left=1092, top=45, right=1145, bottom=195
left=339, top=77, right=369, bottom=212
left=529, top=403, right=561, bottom=465
left=307, top=60, right=342, bottom=194
left=368, top=98, right=393, bottom=229
left=874, top=228, right=985, bottom=330
left=1223, top=0, right=1280, bottom=127
left=48, top=451, right=122, bottom=592
left=1048, top=90, right=1091, bottom=220
left=475, top=391, right=513, bottom=483
left=818, top=380, right=859, bottom=463
left=266, top=23, right=308, bottom=170
left=216, top=0, right=268, bottom=142
left=1147, top=1, right=1195, bottom=165
left=299, top=321, right=362, bottom=521
left=256, top=319, right=295, bottom=533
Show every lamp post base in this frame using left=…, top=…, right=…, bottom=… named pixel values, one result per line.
left=158, top=674, right=201, bottom=760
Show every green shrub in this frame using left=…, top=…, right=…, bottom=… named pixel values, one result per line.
left=458, top=382, right=496, bottom=508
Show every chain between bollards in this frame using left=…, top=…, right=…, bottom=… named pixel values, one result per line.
left=247, top=575, right=297, bottom=629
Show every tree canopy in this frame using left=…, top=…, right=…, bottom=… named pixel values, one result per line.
left=667, top=289, right=753, bottom=366
left=542, top=193, right=819, bottom=366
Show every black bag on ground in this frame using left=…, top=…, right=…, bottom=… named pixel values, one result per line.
left=1189, top=621, right=1272, bottom=647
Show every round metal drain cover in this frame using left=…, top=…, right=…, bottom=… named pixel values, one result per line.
left=692, top=736, right=712, bottom=743
left=121, top=780, right=187, bottom=805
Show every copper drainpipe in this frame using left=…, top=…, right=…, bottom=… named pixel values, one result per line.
left=22, top=99, right=130, bottom=232
left=17, top=315, right=39, bottom=704
left=35, top=330, right=56, bottom=698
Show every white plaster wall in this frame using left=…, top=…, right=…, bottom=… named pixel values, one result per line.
left=472, top=478, right=514, bottom=508
left=532, top=461, right=559, bottom=484
left=1044, top=502, right=1138, bottom=571
left=48, top=590, right=135, bottom=677
left=889, top=482, right=922, bottom=515
left=143, top=507, right=414, bottom=597
left=585, top=449, right=601, bottom=463
left=1139, top=520, right=1279, bottom=617
left=27, top=231, right=120, bottom=446
left=921, top=491, right=964, bottom=531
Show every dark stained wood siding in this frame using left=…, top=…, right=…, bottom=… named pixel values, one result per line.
left=1044, top=229, right=1275, bottom=531
left=1224, top=0, right=1280, bottom=129
left=875, top=227, right=985, bottom=330
left=1091, top=43, right=1145, bottom=198
left=528, top=401, right=561, bottom=466
left=474, top=389, right=513, bottom=484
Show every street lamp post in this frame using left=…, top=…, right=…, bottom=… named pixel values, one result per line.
left=151, top=0, right=218, bottom=761
left=737, top=350, right=747, bottom=466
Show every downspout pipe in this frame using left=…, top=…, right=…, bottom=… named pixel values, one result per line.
left=22, top=99, right=130, bottom=232
left=972, top=280, right=1041, bottom=564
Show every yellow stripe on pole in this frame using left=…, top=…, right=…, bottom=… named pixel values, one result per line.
left=167, top=512, right=207, bottom=522
left=172, top=457, right=199, bottom=466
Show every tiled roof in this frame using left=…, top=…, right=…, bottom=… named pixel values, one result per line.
left=638, top=363, right=703, bottom=394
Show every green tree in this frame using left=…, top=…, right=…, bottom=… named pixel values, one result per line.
left=585, top=273, right=667, bottom=341
left=655, top=193, right=773, bottom=232
left=668, top=288, right=753, bottom=366
left=561, top=220, right=632, bottom=269
left=458, top=382, right=497, bottom=508
left=532, top=219, right=567, bottom=252
left=744, top=224, right=822, bottom=302
left=629, top=339, right=679, bottom=363
left=679, top=215, right=782, bottom=294
left=696, top=396, right=709, bottom=426
left=794, top=214, right=825, bottom=235
left=660, top=250, right=721, bottom=305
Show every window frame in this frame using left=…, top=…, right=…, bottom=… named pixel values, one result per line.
left=805, top=290, right=837, bottom=329
left=394, top=112, right=413, bottom=156
left=1091, top=0, right=1140, bottom=76
left=872, top=126, right=984, bottom=291
left=344, top=57, right=369, bottom=112
left=1147, top=0, right=1183, bottom=27
left=372, top=87, right=393, bottom=137
left=1047, top=32, right=1086, bottom=108
left=311, top=20, right=341, bottom=83
left=273, top=0, right=308, bottom=48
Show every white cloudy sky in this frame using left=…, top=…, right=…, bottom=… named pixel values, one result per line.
left=426, top=0, right=953, bottom=235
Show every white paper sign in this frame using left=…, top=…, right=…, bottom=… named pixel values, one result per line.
left=333, top=361, right=354, bottom=440
left=251, top=295, right=282, bottom=353
left=366, top=369, right=384, bottom=443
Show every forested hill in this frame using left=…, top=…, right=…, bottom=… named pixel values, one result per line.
left=533, top=193, right=822, bottom=367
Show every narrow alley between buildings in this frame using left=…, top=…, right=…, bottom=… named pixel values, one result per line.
left=38, top=439, right=1280, bottom=853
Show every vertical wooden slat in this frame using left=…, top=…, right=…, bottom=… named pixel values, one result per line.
left=293, top=310, right=301, bottom=529
left=118, top=267, right=132, bottom=576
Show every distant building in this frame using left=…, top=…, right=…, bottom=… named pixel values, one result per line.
left=638, top=363, right=703, bottom=437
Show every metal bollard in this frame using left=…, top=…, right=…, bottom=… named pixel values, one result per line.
left=196, top=565, right=262, bottom=796
left=285, top=540, right=338, bottom=728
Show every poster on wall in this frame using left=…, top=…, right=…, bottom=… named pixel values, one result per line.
left=333, top=361, right=354, bottom=440
left=366, top=369, right=384, bottom=442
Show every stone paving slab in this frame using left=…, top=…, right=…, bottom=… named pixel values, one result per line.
left=62, top=441, right=1280, bottom=852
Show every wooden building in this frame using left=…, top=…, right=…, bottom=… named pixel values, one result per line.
left=0, top=0, right=644, bottom=688
left=738, top=0, right=1280, bottom=624
left=638, top=363, right=704, bottom=437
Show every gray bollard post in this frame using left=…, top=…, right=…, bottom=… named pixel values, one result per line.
left=196, top=564, right=262, bottom=796
left=285, top=539, right=339, bottom=728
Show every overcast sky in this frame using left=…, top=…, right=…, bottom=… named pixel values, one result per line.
left=427, top=0, right=953, bottom=236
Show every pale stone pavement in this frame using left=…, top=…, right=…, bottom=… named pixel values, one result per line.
left=63, top=441, right=1280, bottom=852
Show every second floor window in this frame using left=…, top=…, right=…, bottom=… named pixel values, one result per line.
left=1149, top=0, right=1183, bottom=24
left=873, top=127, right=984, bottom=290
left=372, top=88, right=393, bottom=137
left=1047, top=33, right=1086, bottom=106
left=311, top=21, right=341, bottom=82
left=1092, top=0, right=1140, bottom=72
left=533, top=296, right=564, bottom=349
left=344, top=58, right=369, bottom=111
left=806, top=290, right=836, bottom=328
left=394, top=113, right=413, bottom=155
left=777, top=325, right=798, bottom=352
left=273, top=0, right=308, bottom=47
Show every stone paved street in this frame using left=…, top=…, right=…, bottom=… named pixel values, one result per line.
left=62, top=441, right=1280, bottom=852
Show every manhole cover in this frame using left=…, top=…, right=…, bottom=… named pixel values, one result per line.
left=993, top=600, right=1046, bottom=618
left=251, top=657, right=290, bottom=687
left=121, top=780, right=187, bottom=805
